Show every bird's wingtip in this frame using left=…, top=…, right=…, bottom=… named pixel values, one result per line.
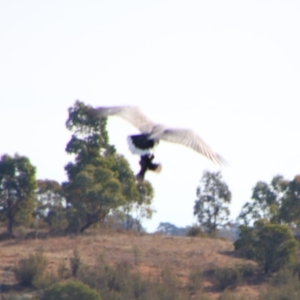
left=216, top=155, right=229, bottom=168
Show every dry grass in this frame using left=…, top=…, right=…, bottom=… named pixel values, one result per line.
left=0, top=228, right=263, bottom=299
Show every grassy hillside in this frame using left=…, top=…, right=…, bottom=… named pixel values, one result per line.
left=0, top=228, right=265, bottom=299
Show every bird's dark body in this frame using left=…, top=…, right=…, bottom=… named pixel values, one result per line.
left=129, top=134, right=156, bottom=150
left=127, top=134, right=161, bottom=181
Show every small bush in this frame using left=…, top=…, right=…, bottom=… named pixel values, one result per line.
left=77, top=258, right=189, bottom=300
left=14, top=252, right=48, bottom=286
left=57, top=260, right=69, bottom=279
left=46, top=210, right=68, bottom=232
left=235, top=222, right=299, bottom=274
left=70, top=249, right=81, bottom=277
left=34, top=271, right=59, bottom=290
left=188, top=267, right=204, bottom=293
left=186, top=225, right=207, bottom=237
left=42, top=280, right=101, bottom=300
left=238, top=263, right=256, bottom=280
left=214, top=266, right=241, bottom=290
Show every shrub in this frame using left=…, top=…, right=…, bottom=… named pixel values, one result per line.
left=259, top=272, right=300, bottom=300
left=233, top=225, right=256, bottom=259
left=255, top=223, right=298, bottom=273
left=256, top=265, right=300, bottom=299
left=14, top=252, right=48, bottom=286
left=46, top=209, right=68, bottom=232
left=78, top=260, right=139, bottom=299
left=235, top=222, right=298, bottom=274
left=77, top=258, right=189, bottom=300
left=70, top=249, right=81, bottom=277
left=214, top=266, right=241, bottom=290
left=57, top=260, right=69, bottom=279
left=186, top=225, right=207, bottom=237
left=34, top=271, right=59, bottom=290
left=188, top=267, right=204, bottom=293
left=42, top=280, right=101, bottom=300
left=238, top=263, right=256, bottom=280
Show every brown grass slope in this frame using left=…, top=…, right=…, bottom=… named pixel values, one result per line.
left=0, top=229, right=262, bottom=299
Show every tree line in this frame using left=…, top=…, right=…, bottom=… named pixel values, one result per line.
left=0, top=100, right=155, bottom=238
left=193, top=170, right=300, bottom=274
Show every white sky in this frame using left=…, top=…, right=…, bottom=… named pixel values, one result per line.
left=1, top=0, right=300, bottom=232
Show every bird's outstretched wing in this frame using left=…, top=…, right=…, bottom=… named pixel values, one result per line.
left=89, top=106, right=155, bottom=134
left=157, top=128, right=227, bottom=166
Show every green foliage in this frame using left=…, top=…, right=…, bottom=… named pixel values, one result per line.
left=14, top=252, right=48, bottom=286
left=233, top=224, right=258, bottom=259
left=0, top=154, right=37, bottom=237
left=111, top=154, right=139, bottom=201
left=238, top=263, right=256, bottom=280
left=42, top=280, right=101, bottom=300
left=214, top=263, right=256, bottom=291
left=193, top=171, right=231, bottom=236
left=34, top=271, right=59, bottom=290
left=35, top=179, right=68, bottom=231
left=235, top=221, right=298, bottom=274
left=134, top=180, right=155, bottom=231
left=120, top=180, right=155, bottom=231
left=238, top=175, right=288, bottom=225
left=214, top=266, right=241, bottom=290
left=63, top=101, right=142, bottom=233
left=256, top=223, right=298, bottom=274
left=64, top=164, right=125, bottom=233
left=279, top=175, right=300, bottom=228
left=238, top=174, right=300, bottom=229
left=65, top=100, right=113, bottom=162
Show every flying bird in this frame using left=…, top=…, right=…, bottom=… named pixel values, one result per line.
left=88, top=106, right=226, bottom=181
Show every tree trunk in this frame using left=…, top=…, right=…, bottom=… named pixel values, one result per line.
left=79, top=220, right=96, bottom=233
left=7, top=214, right=14, bottom=238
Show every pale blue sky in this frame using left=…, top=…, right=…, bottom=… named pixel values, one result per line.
left=1, top=1, right=300, bottom=231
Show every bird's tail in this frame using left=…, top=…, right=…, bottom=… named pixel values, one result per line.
left=149, top=163, right=162, bottom=173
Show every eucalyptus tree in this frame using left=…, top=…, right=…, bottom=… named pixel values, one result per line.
left=193, top=171, right=231, bottom=236
left=63, top=101, right=148, bottom=233
left=0, top=154, right=36, bottom=237
left=35, top=179, right=67, bottom=231
left=238, top=175, right=288, bottom=225
left=279, top=175, right=300, bottom=229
